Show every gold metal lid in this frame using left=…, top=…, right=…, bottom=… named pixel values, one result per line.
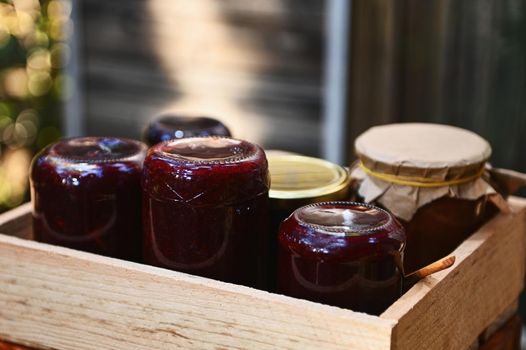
left=268, top=154, right=350, bottom=205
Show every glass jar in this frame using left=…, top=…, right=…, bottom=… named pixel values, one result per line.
left=30, top=137, right=147, bottom=261
left=142, top=137, right=269, bottom=288
left=143, top=115, right=231, bottom=146
left=267, top=153, right=350, bottom=289
left=278, top=202, right=405, bottom=315
left=402, top=197, right=489, bottom=273
left=352, top=123, right=497, bottom=272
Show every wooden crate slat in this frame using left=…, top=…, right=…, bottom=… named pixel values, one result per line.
left=382, top=199, right=526, bottom=350
left=1, top=199, right=525, bottom=349
left=0, top=203, right=32, bottom=240
left=0, top=223, right=394, bottom=350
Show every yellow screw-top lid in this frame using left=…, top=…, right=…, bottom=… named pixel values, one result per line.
left=268, top=154, right=350, bottom=207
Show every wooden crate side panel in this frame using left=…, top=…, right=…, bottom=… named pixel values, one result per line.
left=0, top=203, right=32, bottom=240
left=382, top=206, right=526, bottom=350
left=0, top=235, right=395, bottom=350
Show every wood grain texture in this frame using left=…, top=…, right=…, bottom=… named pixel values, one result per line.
left=0, top=203, right=32, bottom=240
left=481, top=300, right=519, bottom=342
left=0, top=199, right=525, bottom=350
left=345, top=0, right=526, bottom=172
left=0, top=232, right=393, bottom=350
left=80, top=0, right=325, bottom=156
left=381, top=198, right=526, bottom=350
left=0, top=339, right=38, bottom=350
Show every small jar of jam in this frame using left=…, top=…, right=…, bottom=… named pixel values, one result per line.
left=142, top=137, right=269, bottom=288
left=278, top=202, right=405, bottom=315
left=30, top=137, right=147, bottom=261
left=143, top=115, right=231, bottom=146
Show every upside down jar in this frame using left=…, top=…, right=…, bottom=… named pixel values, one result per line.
left=30, top=137, right=147, bottom=261
left=143, top=115, right=231, bottom=146
left=351, top=123, right=503, bottom=273
left=142, top=137, right=269, bottom=288
left=277, top=202, right=405, bottom=315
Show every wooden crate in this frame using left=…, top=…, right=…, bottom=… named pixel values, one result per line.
left=0, top=198, right=525, bottom=350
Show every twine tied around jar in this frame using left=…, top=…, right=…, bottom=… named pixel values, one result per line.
left=358, top=161, right=486, bottom=188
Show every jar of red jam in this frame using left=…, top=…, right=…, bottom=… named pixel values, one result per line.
left=143, top=115, right=231, bottom=146
left=142, top=137, right=269, bottom=288
left=351, top=123, right=500, bottom=272
left=278, top=202, right=405, bottom=315
left=30, top=137, right=147, bottom=261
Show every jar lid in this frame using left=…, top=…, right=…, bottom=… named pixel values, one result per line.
left=159, top=137, right=257, bottom=164
left=269, top=154, right=350, bottom=201
left=49, top=137, right=147, bottom=164
left=356, top=123, right=491, bottom=169
left=295, top=202, right=393, bottom=236
left=352, top=123, right=497, bottom=221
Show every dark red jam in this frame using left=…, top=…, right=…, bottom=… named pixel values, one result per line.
left=144, top=115, right=231, bottom=146
left=402, top=197, right=488, bottom=273
left=351, top=186, right=491, bottom=273
left=277, top=202, right=405, bottom=315
left=142, top=137, right=270, bottom=288
left=30, top=137, right=147, bottom=261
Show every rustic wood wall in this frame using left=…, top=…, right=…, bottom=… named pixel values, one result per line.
left=79, top=0, right=526, bottom=169
left=79, top=0, right=325, bottom=156
left=346, top=0, right=526, bottom=173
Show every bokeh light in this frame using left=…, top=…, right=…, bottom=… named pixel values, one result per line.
left=3, top=67, right=28, bottom=97
left=0, top=0, right=71, bottom=211
left=0, top=148, right=31, bottom=207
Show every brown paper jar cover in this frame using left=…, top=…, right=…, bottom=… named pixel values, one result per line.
left=350, top=123, right=504, bottom=272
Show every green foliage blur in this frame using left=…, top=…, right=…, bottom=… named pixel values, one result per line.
left=0, top=0, right=69, bottom=212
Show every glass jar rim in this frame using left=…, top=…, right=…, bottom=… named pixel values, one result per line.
left=293, top=201, right=395, bottom=237
left=48, top=137, right=147, bottom=164
left=156, top=137, right=261, bottom=165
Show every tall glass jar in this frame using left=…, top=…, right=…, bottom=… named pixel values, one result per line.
left=278, top=202, right=405, bottom=315
left=142, top=137, right=269, bottom=288
left=351, top=123, right=498, bottom=272
left=30, top=137, right=147, bottom=261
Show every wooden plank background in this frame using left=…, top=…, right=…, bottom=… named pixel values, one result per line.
left=346, top=0, right=526, bottom=172
left=79, top=0, right=325, bottom=156
left=78, top=0, right=526, bottom=170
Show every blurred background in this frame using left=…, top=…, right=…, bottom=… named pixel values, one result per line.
left=0, top=0, right=526, bottom=346
left=1, top=0, right=525, bottom=213
left=0, top=0, right=68, bottom=212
